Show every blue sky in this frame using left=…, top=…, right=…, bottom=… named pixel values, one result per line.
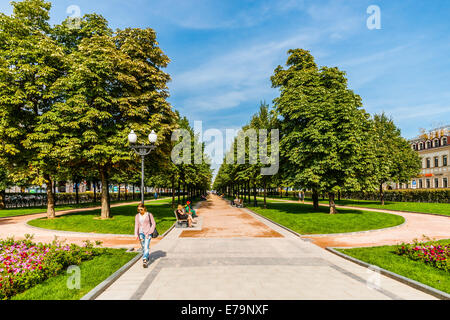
left=2, top=0, right=450, bottom=171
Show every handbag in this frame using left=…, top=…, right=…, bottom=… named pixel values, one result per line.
left=148, top=213, right=159, bottom=238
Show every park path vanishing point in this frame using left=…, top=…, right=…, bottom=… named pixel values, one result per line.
left=96, top=194, right=437, bottom=300
left=261, top=198, right=450, bottom=248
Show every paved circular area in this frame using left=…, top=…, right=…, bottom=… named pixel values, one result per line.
left=179, top=197, right=283, bottom=238
left=0, top=200, right=165, bottom=248
left=96, top=195, right=437, bottom=300
left=266, top=198, right=450, bottom=248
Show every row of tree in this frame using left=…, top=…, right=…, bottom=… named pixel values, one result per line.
left=213, top=49, right=421, bottom=213
left=0, top=0, right=212, bottom=217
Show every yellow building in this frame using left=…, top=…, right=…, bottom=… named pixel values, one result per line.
left=400, top=125, right=449, bottom=189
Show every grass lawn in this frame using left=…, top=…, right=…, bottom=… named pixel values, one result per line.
left=247, top=200, right=404, bottom=234
left=315, top=199, right=450, bottom=216
left=0, top=197, right=168, bottom=219
left=261, top=195, right=450, bottom=216
left=337, top=239, right=450, bottom=294
left=27, top=198, right=176, bottom=235
left=11, top=249, right=139, bottom=300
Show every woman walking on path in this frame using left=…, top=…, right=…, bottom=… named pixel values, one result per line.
left=134, top=203, right=156, bottom=268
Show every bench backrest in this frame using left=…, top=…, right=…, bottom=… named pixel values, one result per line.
left=174, top=209, right=188, bottom=221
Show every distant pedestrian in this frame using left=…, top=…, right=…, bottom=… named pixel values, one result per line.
left=154, top=191, right=158, bottom=200
left=298, top=191, right=304, bottom=203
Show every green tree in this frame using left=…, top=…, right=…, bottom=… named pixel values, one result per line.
left=27, top=13, right=176, bottom=218
left=271, top=49, right=376, bottom=214
left=0, top=0, right=65, bottom=218
left=371, top=113, right=421, bottom=205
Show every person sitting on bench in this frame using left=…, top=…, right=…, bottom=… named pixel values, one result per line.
left=176, top=204, right=193, bottom=227
left=185, top=201, right=197, bottom=218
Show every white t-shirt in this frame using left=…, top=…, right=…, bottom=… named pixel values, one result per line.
left=139, top=212, right=148, bottom=233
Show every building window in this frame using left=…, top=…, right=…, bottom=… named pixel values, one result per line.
left=412, top=144, right=416, bottom=150
left=426, top=179, right=430, bottom=188
left=444, top=178, right=448, bottom=188
left=434, top=157, right=439, bottom=167
left=427, top=141, right=432, bottom=148
left=434, top=178, right=439, bottom=188
left=443, top=137, right=448, bottom=146
left=419, top=179, right=423, bottom=189
left=444, top=155, right=448, bottom=167
left=419, top=143, right=423, bottom=150
left=426, top=158, right=431, bottom=168
left=434, top=139, right=440, bottom=147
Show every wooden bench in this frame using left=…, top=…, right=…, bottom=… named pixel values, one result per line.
left=174, top=210, right=188, bottom=228
left=231, top=199, right=243, bottom=208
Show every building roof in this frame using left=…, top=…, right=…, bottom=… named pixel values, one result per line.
left=409, top=125, right=449, bottom=143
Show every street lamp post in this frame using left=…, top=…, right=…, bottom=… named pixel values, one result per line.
left=128, top=130, right=158, bottom=204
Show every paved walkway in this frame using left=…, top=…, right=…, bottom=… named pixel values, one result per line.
left=96, top=195, right=436, bottom=300
left=0, top=199, right=166, bottom=248
left=263, top=198, right=450, bottom=248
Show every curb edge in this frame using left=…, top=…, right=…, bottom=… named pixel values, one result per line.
left=325, top=247, right=450, bottom=300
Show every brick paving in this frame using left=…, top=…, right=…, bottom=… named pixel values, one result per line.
left=96, top=195, right=437, bottom=300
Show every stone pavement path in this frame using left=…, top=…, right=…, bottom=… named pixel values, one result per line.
left=263, top=198, right=450, bottom=248
left=0, top=199, right=166, bottom=248
left=96, top=195, right=436, bottom=300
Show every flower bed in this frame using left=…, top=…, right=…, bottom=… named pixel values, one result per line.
left=395, top=239, right=449, bottom=271
left=0, top=236, right=103, bottom=300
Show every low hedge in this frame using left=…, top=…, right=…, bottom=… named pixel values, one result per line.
left=341, top=189, right=450, bottom=203
left=3, top=191, right=174, bottom=208
left=266, top=189, right=449, bottom=203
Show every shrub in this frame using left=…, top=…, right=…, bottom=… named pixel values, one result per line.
left=395, top=238, right=449, bottom=271
left=0, top=236, right=104, bottom=300
left=342, top=189, right=450, bottom=203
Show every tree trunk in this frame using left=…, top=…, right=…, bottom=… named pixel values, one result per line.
left=253, top=182, right=257, bottom=207
left=171, top=175, right=175, bottom=209
left=44, top=174, right=55, bottom=219
left=125, top=183, right=128, bottom=201
left=0, top=189, right=5, bottom=209
left=183, top=181, right=186, bottom=203
left=100, top=168, right=111, bottom=219
left=263, top=180, right=267, bottom=209
left=329, top=192, right=338, bottom=214
left=75, top=182, right=79, bottom=205
left=379, top=183, right=385, bottom=206
left=118, top=183, right=121, bottom=202
left=132, top=184, right=135, bottom=200
left=53, top=181, right=57, bottom=206
left=338, top=190, right=341, bottom=201
left=177, top=180, right=180, bottom=203
left=93, top=181, right=97, bottom=203
left=312, top=189, right=319, bottom=211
